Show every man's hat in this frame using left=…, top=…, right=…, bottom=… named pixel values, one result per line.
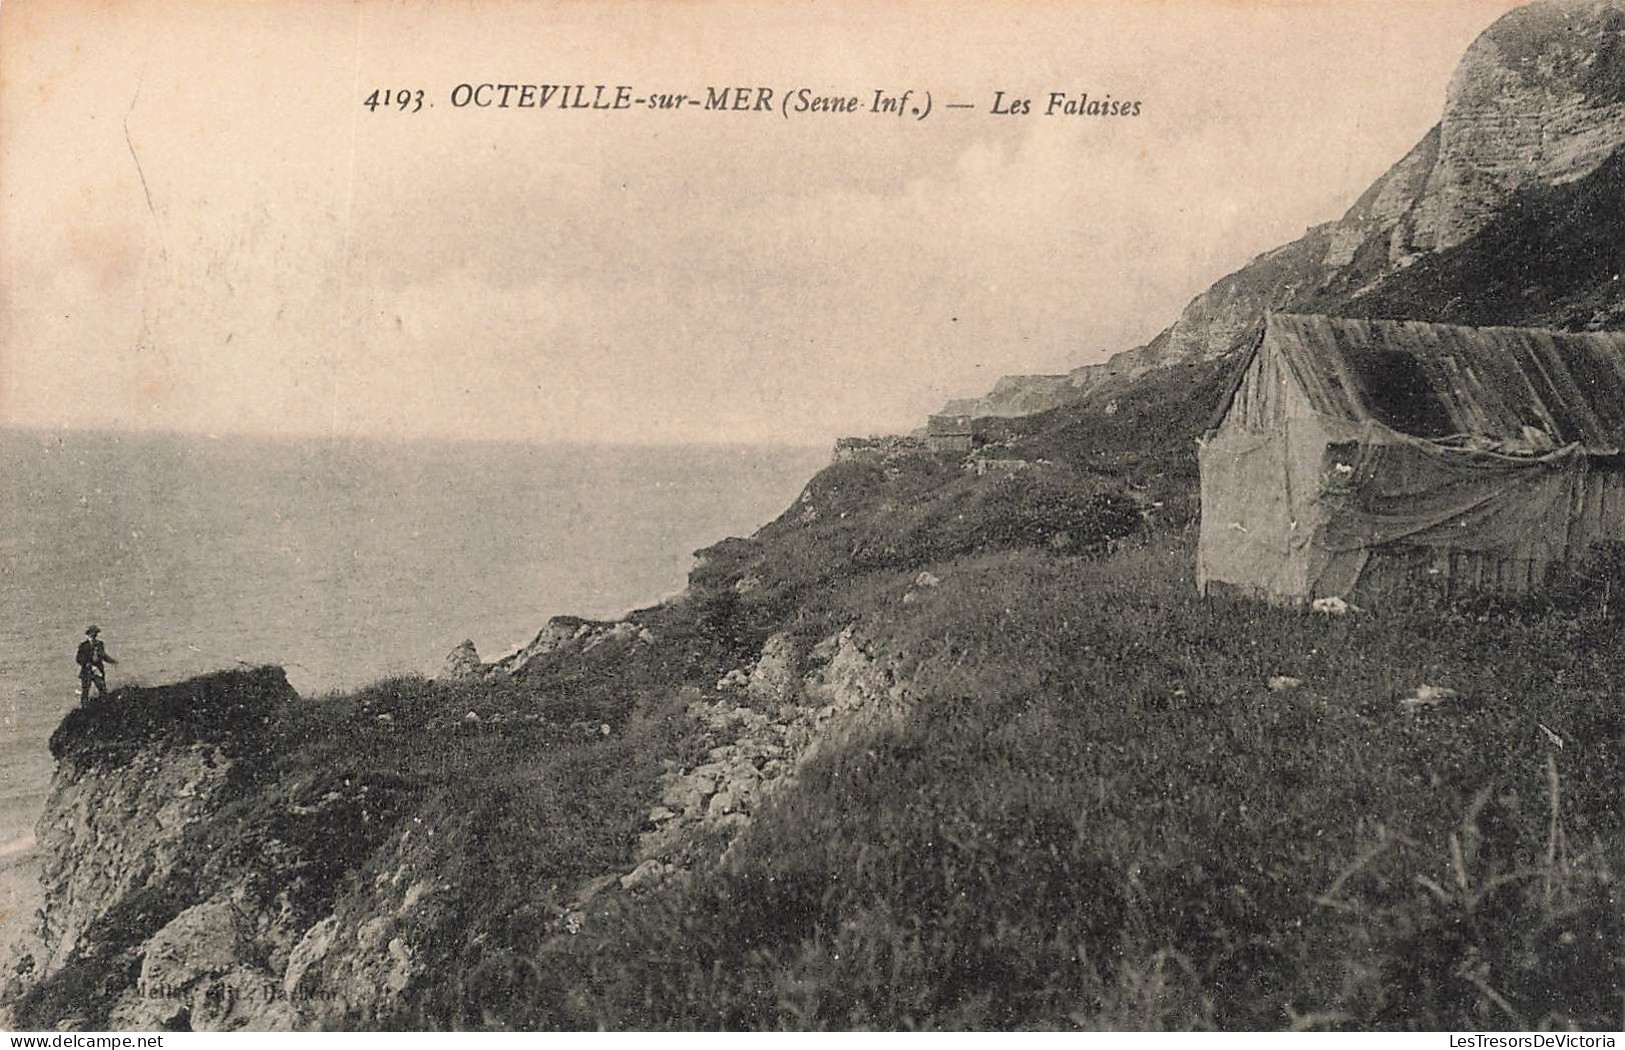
left=85, top=626, right=100, bottom=636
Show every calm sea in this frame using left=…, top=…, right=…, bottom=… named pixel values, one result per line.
left=0, top=429, right=826, bottom=853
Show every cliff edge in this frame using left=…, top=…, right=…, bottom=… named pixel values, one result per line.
left=5, top=608, right=932, bottom=1029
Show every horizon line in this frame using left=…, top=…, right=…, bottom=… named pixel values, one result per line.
left=0, top=422, right=838, bottom=453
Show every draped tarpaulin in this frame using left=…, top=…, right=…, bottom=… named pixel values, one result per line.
left=1197, top=314, right=1625, bottom=603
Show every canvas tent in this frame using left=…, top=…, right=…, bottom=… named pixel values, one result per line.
left=1197, top=313, right=1625, bottom=602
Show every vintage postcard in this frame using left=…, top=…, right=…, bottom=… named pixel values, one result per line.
left=2, top=0, right=1621, bottom=1036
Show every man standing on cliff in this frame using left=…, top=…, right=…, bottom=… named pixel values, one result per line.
left=77, top=625, right=116, bottom=704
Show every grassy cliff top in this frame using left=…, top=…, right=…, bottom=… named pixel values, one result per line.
left=48, top=666, right=298, bottom=766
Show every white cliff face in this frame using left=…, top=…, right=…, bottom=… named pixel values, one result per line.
left=110, top=896, right=294, bottom=1031
left=1330, top=0, right=1625, bottom=266
left=83, top=840, right=444, bottom=1031
left=276, top=838, right=443, bottom=1030
left=452, top=617, right=657, bottom=681
left=932, top=0, right=1625, bottom=420
left=34, top=745, right=236, bottom=981
left=21, top=732, right=466, bottom=1031
left=1322, top=127, right=1443, bottom=271
left=1427, top=0, right=1625, bottom=250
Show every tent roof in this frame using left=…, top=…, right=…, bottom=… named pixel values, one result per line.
left=1256, top=313, right=1625, bottom=451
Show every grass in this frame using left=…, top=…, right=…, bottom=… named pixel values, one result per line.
left=16, top=460, right=1624, bottom=1031
left=477, top=539, right=1623, bottom=1031
left=48, top=665, right=297, bottom=767
left=689, top=455, right=1145, bottom=640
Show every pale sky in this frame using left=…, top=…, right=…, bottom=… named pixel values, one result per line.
left=0, top=0, right=1524, bottom=445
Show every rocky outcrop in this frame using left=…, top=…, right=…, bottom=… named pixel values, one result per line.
left=28, top=668, right=298, bottom=987
left=110, top=895, right=294, bottom=1031
left=983, top=375, right=1076, bottom=415
left=6, top=669, right=303, bottom=1030
left=441, top=641, right=482, bottom=681
left=933, top=0, right=1625, bottom=422
left=491, top=617, right=655, bottom=675
left=273, top=834, right=444, bottom=1029
left=1321, top=126, right=1442, bottom=273
left=621, top=626, right=915, bottom=894
left=1318, top=0, right=1625, bottom=272
left=831, top=435, right=928, bottom=463
left=1428, top=0, right=1625, bottom=250
left=92, top=823, right=448, bottom=1030
left=442, top=616, right=658, bottom=682
left=33, top=743, right=237, bottom=981
left=15, top=629, right=922, bottom=1030
left=10, top=668, right=486, bottom=1031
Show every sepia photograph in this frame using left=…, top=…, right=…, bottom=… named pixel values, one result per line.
left=1, top=0, right=1622, bottom=1035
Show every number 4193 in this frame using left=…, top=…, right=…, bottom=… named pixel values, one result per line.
left=364, top=89, right=425, bottom=113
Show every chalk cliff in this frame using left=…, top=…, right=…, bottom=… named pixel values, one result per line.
left=932, top=0, right=1625, bottom=419
left=6, top=621, right=918, bottom=1029
left=7, top=670, right=303, bottom=1030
